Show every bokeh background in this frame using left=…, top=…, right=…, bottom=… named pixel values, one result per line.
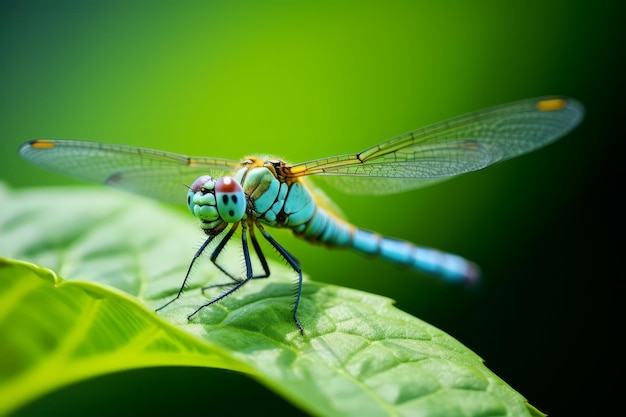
left=1, top=1, right=620, bottom=415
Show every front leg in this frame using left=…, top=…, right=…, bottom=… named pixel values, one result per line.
left=155, top=233, right=218, bottom=313
left=201, top=217, right=273, bottom=293
left=190, top=219, right=257, bottom=319
left=201, top=221, right=242, bottom=291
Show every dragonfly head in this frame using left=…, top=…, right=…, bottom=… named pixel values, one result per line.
left=187, top=175, right=246, bottom=230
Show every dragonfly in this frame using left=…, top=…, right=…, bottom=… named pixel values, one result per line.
left=19, top=96, right=584, bottom=334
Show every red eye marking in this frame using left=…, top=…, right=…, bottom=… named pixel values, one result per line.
left=216, top=176, right=241, bottom=193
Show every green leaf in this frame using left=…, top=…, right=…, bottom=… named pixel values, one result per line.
left=0, top=184, right=543, bottom=417
left=0, top=258, right=249, bottom=414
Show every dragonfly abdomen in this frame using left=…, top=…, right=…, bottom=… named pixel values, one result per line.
left=374, top=234, right=480, bottom=283
left=322, top=225, right=477, bottom=283
left=291, top=202, right=479, bottom=284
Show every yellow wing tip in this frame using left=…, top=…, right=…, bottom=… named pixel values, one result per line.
left=29, top=140, right=56, bottom=149
left=536, top=98, right=568, bottom=112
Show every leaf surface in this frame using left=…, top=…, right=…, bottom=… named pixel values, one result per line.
left=0, top=185, right=543, bottom=417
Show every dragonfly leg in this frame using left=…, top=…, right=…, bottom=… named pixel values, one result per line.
left=247, top=219, right=271, bottom=279
left=188, top=220, right=256, bottom=320
left=256, top=221, right=304, bottom=335
left=154, top=233, right=218, bottom=312
left=203, top=218, right=271, bottom=294
left=201, top=222, right=244, bottom=293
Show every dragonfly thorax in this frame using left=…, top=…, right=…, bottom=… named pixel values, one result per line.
left=187, top=175, right=246, bottom=233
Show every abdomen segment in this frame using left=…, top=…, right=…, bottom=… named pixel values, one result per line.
left=293, top=206, right=480, bottom=284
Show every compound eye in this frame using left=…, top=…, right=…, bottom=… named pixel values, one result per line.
left=186, top=189, right=195, bottom=214
left=215, top=176, right=246, bottom=222
left=190, top=175, right=213, bottom=192
left=188, top=175, right=215, bottom=214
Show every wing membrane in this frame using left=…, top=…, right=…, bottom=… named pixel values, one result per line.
left=286, top=96, right=584, bottom=194
left=18, top=139, right=241, bottom=204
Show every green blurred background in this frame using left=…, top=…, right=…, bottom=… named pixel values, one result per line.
left=1, top=0, right=619, bottom=415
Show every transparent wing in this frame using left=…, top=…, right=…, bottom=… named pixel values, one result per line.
left=18, top=139, right=241, bottom=204
left=285, top=97, right=584, bottom=195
